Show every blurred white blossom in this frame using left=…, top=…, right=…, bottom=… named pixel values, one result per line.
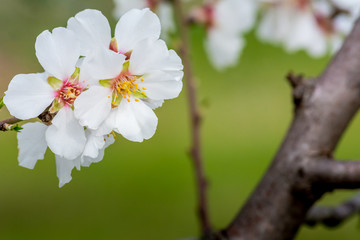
left=257, top=0, right=360, bottom=57
left=113, top=0, right=175, bottom=40
left=192, top=0, right=257, bottom=70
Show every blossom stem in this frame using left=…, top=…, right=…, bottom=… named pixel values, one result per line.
left=173, top=0, right=212, bottom=236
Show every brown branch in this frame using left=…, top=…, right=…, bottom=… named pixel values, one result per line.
left=304, top=159, right=360, bottom=190
left=173, top=0, right=212, bottom=237
left=0, top=117, right=21, bottom=131
left=219, top=17, right=360, bottom=240
left=306, top=194, right=360, bottom=227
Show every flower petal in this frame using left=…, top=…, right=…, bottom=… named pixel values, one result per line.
left=79, top=49, right=125, bottom=85
left=46, top=107, right=86, bottom=160
left=95, top=109, right=118, bottom=136
left=113, top=0, right=147, bottom=19
left=35, top=27, right=80, bottom=80
left=74, top=86, right=113, bottom=129
left=55, top=155, right=79, bottom=187
left=81, top=133, right=115, bottom=167
left=115, top=8, right=161, bottom=53
left=67, top=9, right=112, bottom=56
left=17, top=122, right=48, bottom=169
left=82, top=130, right=106, bottom=159
left=115, top=97, right=158, bottom=142
left=129, top=39, right=183, bottom=75
left=140, top=71, right=183, bottom=100
left=4, top=73, right=54, bottom=120
left=205, top=30, right=244, bottom=70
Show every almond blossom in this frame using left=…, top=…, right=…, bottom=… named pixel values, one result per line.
left=18, top=122, right=114, bottom=187
left=192, top=0, right=257, bottom=70
left=257, top=0, right=360, bottom=57
left=4, top=27, right=87, bottom=160
left=113, top=0, right=175, bottom=40
left=68, top=9, right=183, bottom=142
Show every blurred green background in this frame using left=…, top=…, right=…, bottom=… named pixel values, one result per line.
left=0, top=0, right=359, bottom=239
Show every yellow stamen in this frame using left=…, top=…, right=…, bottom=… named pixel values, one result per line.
left=142, top=87, right=147, bottom=90
left=135, top=99, right=139, bottom=102
left=127, top=99, right=130, bottom=102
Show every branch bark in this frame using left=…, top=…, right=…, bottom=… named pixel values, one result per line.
left=173, top=0, right=212, bottom=237
left=306, top=194, right=360, bottom=227
left=0, top=117, right=21, bottom=131
left=217, top=17, right=360, bottom=240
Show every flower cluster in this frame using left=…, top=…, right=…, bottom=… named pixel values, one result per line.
left=4, top=9, right=183, bottom=187
left=257, top=0, right=360, bottom=57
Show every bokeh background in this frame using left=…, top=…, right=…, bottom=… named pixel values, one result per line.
left=0, top=0, right=359, bottom=239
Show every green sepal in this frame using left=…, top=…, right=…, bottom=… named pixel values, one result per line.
left=49, top=100, right=64, bottom=113
left=70, top=67, right=80, bottom=82
left=99, top=79, right=113, bottom=88
left=47, top=76, right=63, bottom=90
left=133, top=91, right=147, bottom=99
left=0, top=95, right=5, bottom=110
left=122, top=61, right=130, bottom=72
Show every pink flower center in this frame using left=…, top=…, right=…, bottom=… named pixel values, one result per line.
left=57, top=80, right=84, bottom=106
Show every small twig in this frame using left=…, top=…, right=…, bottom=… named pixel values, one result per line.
left=173, top=0, right=212, bottom=237
left=0, top=117, right=21, bottom=131
left=306, top=194, right=360, bottom=227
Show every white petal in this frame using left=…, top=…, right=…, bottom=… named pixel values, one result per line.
left=215, top=0, right=257, bottom=33
left=113, top=0, right=147, bottom=19
left=284, top=10, right=327, bottom=57
left=115, top=8, right=161, bottom=53
left=79, top=49, right=126, bottom=84
left=129, top=39, right=183, bottom=75
left=140, top=71, right=183, bottom=100
left=157, top=2, right=176, bottom=40
left=55, top=155, right=78, bottom=187
left=95, top=109, right=118, bottom=136
left=81, top=133, right=115, bottom=167
left=74, top=86, right=113, bottom=129
left=142, top=99, right=164, bottom=110
left=82, top=130, right=106, bottom=159
left=35, top=27, right=80, bottom=80
left=17, top=122, right=48, bottom=169
left=115, top=97, right=158, bottom=142
left=205, top=30, right=244, bottom=70
left=46, top=107, right=86, bottom=160
left=4, top=73, right=54, bottom=120
left=67, top=9, right=112, bottom=56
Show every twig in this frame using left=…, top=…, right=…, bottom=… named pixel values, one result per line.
left=0, top=117, right=21, bottom=131
left=306, top=194, right=360, bottom=227
left=173, top=0, right=212, bottom=236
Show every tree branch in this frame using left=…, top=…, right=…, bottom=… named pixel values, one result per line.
left=220, top=17, right=360, bottom=240
left=304, top=159, right=360, bottom=190
left=173, top=0, right=212, bottom=237
left=306, top=194, right=360, bottom=227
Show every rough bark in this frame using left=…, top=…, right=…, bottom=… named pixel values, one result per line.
left=217, top=18, right=360, bottom=240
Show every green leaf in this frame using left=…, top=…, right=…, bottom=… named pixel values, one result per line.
left=47, top=76, right=63, bottom=90
left=0, top=95, right=5, bottom=110
left=99, top=79, right=113, bottom=88
left=12, top=125, right=23, bottom=132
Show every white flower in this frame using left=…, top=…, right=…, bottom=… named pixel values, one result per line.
left=18, top=122, right=114, bottom=187
left=68, top=9, right=183, bottom=142
left=113, top=0, right=175, bottom=40
left=4, top=27, right=87, bottom=160
left=257, top=0, right=360, bottom=57
left=195, top=0, right=257, bottom=70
